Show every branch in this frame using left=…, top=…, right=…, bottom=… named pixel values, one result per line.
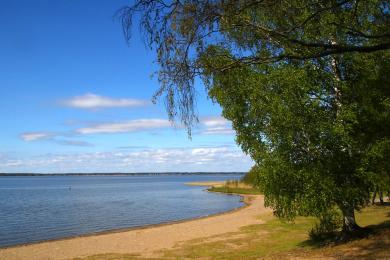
left=219, top=42, right=390, bottom=71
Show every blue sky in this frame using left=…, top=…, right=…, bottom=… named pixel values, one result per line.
left=0, top=0, right=253, bottom=173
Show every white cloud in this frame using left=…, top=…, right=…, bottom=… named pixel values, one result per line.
left=199, top=116, right=235, bottom=135
left=200, top=127, right=235, bottom=135
left=0, top=147, right=253, bottom=173
left=20, top=132, right=94, bottom=147
left=60, top=93, right=149, bottom=109
left=20, top=116, right=233, bottom=144
left=201, top=116, right=230, bottom=127
left=20, top=132, right=53, bottom=141
left=54, top=140, right=94, bottom=147
left=76, top=119, right=172, bottom=134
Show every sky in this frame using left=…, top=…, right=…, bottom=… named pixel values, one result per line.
left=0, top=0, right=253, bottom=173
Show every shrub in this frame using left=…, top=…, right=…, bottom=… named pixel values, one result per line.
left=309, top=210, right=342, bottom=241
left=241, top=166, right=259, bottom=185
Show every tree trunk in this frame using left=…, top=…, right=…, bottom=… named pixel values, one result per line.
left=372, top=188, right=377, bottom=204
left=341, top=204, right=361, bottom=233
left=379, top=191, right=384, bottom=204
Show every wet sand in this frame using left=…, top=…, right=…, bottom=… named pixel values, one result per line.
left=0, top=192, right=270, bottom=260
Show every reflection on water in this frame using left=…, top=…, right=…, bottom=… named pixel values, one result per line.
left=0, top=174, right=242, bottom=247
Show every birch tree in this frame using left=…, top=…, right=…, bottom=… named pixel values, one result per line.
left=120, top=0, right=390, bottom=234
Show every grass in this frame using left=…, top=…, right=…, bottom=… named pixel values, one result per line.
left=159, top=212, right=313, bottom=259
left=74, top=253, right=140, bottom=260
left=159, top=203, right=390, bottom=259
left=77, top=203, right=390, bottom=260
left=76, top=202, right=390, bottom=260
left=208, top=180, right=263, bottom=195
left=208, top=186, right=262, bottom=195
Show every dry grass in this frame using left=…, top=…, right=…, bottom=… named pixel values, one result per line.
left=208, top=180, right=262, bottom=195
left=159, top=203, right=390, bottom=259
left=74, top=253, right=140, bottom=260
left=77, top=203, right=390, bottom=260
left=275, top=228, right=390, bottom=259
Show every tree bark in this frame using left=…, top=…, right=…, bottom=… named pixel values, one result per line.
left=379, top=191, right=384, bottom=204
left=341, top=203, right=361, bottom=233
left=372, top=187, right=377, bottom=204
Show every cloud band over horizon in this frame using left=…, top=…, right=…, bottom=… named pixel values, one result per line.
left=0, top=146, right=252, bottom=173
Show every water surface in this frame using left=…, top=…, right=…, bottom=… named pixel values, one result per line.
left=0, top=174, right=242, bottom=247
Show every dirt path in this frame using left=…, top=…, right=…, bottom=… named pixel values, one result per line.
left=0, top=194, right=271, bottom=260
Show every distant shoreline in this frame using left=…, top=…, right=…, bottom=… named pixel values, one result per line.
left=0, top=172, right=245, bottom=177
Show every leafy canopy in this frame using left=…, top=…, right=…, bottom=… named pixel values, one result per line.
left=205, top=50, right=389, bottom=220
left=120, top=0, right=390, bottom=131
left=121, top=0, right=390, bottom=227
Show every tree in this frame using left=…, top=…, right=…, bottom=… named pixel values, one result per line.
left=241, top=165, right=260, bottom=186
left=364, top=139, right=390, bottom=204
left=120, top=0, right=390, bottom=234
left=205, top=50, right=389, bottom=233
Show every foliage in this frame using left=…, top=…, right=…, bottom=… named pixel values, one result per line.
left=241, top=165, right=260, bottom=185
left=209, top=178, right=262, bottom=195
left=119, top=0, right=390, bottom=131
left=225, top=179, right=240, bottom=187
left=120, top=0, right=390, bottom=231
left=208, top=186, right=262, bottom=195
left=206, top=51, right=389, bottom=229
left=360, top=139, right=390, bottom=197
left=309, top=209, right=342, bottom=241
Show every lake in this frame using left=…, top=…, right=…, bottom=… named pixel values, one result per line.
left=0, top=174, right=243, bottom=247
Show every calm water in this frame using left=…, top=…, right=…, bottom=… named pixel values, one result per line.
left=0, top=174, right=243, bottom=247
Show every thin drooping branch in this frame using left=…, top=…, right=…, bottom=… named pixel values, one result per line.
left=118, top=0, right=390, bottom=132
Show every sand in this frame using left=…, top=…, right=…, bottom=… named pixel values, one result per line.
left=184, top=181, right=225, bottom=187
left=0, top=194, right=271, bottom=260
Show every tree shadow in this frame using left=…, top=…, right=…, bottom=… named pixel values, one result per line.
left=299, top=207, right=390, bottom=248
left=331, top=233, right=390, bottom=260
left=299, top=220, right=390, bottom=259
left=372, top=201, right=390, bottom=207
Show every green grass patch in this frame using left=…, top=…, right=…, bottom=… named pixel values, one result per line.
left=161, top=203, right=389, bottom=259
left=161, top=213, right=316, bottom=259
left=208, top=186, right=262, bottom=195
left=77, top=203, right=389, bottom=259
left=74, top=253, right=141, bottom=260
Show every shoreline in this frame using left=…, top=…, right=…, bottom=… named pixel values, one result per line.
left=0, top=172, right=245, bottom=177
left=185, top=181, right=225, bottom=187
left=0, top=184, right=270, bottom=260
left=0, top=190, right=245, bottom=250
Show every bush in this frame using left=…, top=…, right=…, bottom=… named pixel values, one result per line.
left=309, top=210, right=342, bottom=241
left=241, top=166, right=260, bottom=185
left=226, top=179, right=240, bottom=187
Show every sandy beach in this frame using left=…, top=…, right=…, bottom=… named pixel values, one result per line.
left=0, top=192, right=271, bottom=260
left=185, top=181, right=225, bottom=187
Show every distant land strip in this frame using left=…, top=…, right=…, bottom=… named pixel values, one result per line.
left=0, top=172, right=245, bottom=176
